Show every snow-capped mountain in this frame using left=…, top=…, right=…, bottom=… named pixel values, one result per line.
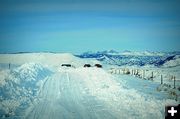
left=163, top=55, right=180, bottom=67
left=121, top=50, right=166, bottom=56
left=77, top=50, right=180, bottom=67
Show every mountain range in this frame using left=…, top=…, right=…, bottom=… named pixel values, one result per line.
left=77, top=50, right=180, bottom=67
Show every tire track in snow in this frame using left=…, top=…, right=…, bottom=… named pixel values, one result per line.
left=25, top=69, right=118, bottom=119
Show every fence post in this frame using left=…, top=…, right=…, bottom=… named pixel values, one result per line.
left=8, top=63, right=11, bottom=69
left=161, top=75, right=163, bottom=84
left=140, top=70, right=143, bottom=78
left=132, top=69, right=133, bottom=75
left=174, top=76, right=176, bottom=89
left=142, top=70, right=145, bottom=79
left=151, top=72, right=154, bottom=80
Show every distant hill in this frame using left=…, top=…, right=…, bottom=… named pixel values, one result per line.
left=77, top=50, right=180, bottom=67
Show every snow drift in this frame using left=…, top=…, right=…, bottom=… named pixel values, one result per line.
left=0, top=63, right=52, bottom=118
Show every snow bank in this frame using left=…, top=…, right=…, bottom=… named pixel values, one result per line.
left=12, top=63, right=50, bottom=81
left=0, top=70, right=10, bottom=87
left=0, top=63, right=52, bottom=118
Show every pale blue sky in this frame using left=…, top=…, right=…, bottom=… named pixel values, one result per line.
left=0, top=0, right=180, bottom=53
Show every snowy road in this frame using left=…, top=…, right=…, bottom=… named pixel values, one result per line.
left=22, top=68, right=178, bottom=119
left=25, top=69, right=117, bottom=119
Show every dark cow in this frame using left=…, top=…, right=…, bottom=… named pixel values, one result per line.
left=94, top=64, right=102, bottom=68
left=61, top=64, right=72, bottom=67
left=84, top=64, right=91, bottom=67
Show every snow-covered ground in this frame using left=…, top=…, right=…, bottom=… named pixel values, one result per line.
left=0, top=53, right=179, bottom=119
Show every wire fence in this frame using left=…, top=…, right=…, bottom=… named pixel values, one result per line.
left=108, top=68, right=179, bottom=89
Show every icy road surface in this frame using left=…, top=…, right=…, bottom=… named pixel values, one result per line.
left=24, top=68, right=177, bottom=119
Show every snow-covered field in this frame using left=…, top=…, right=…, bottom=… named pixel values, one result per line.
left=0, top=53, right=179, bottom=119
